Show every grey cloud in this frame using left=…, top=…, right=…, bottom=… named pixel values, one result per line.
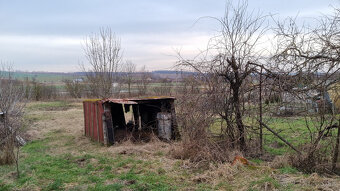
left=0, top=0, right=338, bottom=72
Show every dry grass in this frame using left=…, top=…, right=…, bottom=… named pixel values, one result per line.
left=274, top=173, right=340, bottom=191
left=2, top=100, right=339, bottom=190
left=0, top=140, right=15, bottom=165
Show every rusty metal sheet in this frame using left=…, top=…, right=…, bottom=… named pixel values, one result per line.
left=84, top=102, right=90, bottom=137
left=89, top=102, right=93, bottom=140
left=102, top=99, right=138, bottom=104
left=87, top=102, right=91, bottom=138
left=93, top=102, right=98, bottom=142
left=83, top=102, right=88, bottom=136
left=130, top=96, right=176, bottom=101
left=83, top=100, right=105, bottom=144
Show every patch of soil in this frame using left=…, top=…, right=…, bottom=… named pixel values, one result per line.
left=75, top=158, right=87, bottom=167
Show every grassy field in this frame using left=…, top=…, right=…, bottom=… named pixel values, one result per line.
left=10, top=72, right=77, bottom=83
left=210, top=114, right=339, bottom=156
left=1, top=101, right=340, bottom=191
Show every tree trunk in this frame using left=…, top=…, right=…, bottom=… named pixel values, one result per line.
left=128, top=82, right=131, bottom=96
left=233, top=85, right=246, bottom=151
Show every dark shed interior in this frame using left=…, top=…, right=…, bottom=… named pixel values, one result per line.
left=102, top=97, right=179, bottom=144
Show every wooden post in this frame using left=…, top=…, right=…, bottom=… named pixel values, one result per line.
left=170, top=99, right=180, bottom=140
left=137, top=105, right=142, bottom=130
left=259, top=68, right=263, bottom=153
left=102, top=103, right=111, bottom=146
left=332, top=118, right=340, bottom=171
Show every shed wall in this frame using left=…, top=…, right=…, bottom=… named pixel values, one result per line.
left=83, top=101, right=104, bottom=144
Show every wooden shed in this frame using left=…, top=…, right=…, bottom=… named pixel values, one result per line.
left=83, top=97, right=179, bottom=145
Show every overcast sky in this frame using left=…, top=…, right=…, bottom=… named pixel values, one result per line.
left=0, top=0, right=338, bottom=72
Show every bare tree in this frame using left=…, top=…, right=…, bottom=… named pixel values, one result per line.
left=82, top=27, right=122, bottom=98
left=268, top=7, right=340, bottom=172
left=136, top=66, right=151, bottom=96
left=123, top=60, right=136, bottom=96
left=0, top=64, right=27, bottom=178
left=178, top=0, right=268, bottom=150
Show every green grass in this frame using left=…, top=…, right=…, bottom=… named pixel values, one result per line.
left=23, top=112, right=53, bottom=125
left=11, top=72, right=76, bottom=83
left=261, top=116, right=326, bottom=156
left=0, top=131, right=178, bottom=190
left=210, top=115, right=334, bottom=156
left=249, top=158, right=264, bottom=165
left=26, top=101, right=72, bottom=111
left=279, top=166, right=299, bottom=174
left=87, top=183, right=124, bottom=191
left=249, top=176, right=281, bottom=190
left=0, top=180, right=13, bottom=191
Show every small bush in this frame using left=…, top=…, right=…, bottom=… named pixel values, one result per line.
left=171, top=94, right=237, bottom=164
left=63, top=79, right=85, bottom=98
left=28, top=80, right=59, bottom=101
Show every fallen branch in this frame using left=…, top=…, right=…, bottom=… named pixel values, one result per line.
left=259, top=121, right=301, bottom=155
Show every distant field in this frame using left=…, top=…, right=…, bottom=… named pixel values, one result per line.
left=11, top=72, right=79, bottom=82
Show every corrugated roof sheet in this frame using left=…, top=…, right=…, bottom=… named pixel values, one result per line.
left=102, top=99, right=138, bottom=104
left=84, top=96, right=175, bottom=104
left=130, top=96, right=175, bottom=101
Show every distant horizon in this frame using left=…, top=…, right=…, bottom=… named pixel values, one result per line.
left=8, top=68, right=179, bottom=74
left=7, top=69, right=195, bottom=74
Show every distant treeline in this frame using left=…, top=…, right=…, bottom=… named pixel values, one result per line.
left=4, top=70, right=198, bottom=82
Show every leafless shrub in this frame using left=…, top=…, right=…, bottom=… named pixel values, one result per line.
left=136, top=66, right=151, bottom=96
left=63, top=79, right=85, bottom=98
left=153, top=79, right=173, bottom=96
left=123, top=60, right=136, bottom=96
left=176, top=75, right=201, bottom=95
left=171, top=92, right=234, bottom=164
left=0, top=64, right=28, bottom=177
left=23, top=78, right=58, bottom=101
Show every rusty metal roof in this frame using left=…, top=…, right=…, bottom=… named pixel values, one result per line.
left=84, top=96, right=175, bottom=104
left=130, top=96, right=175, bottom=101
left=101, top=99, right=138, bottom=104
